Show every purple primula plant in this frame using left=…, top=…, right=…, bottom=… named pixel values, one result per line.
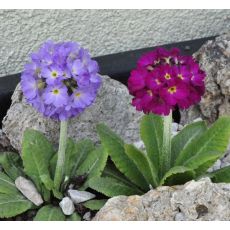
left=21, top=40, right=101, bottom=121
left=21, top=40, right=101, bottom=191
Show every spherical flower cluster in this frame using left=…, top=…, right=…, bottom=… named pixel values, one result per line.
left=21, top=40, right=101, bottom=120
left=128, top=47, right=205, bottom=116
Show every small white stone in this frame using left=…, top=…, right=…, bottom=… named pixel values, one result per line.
left=68, top=189, right=96, bottom=204
left=133, top=140, right=145, bottom=150
left=221, top=162, right=230, bottom=168
left=193, top=117, right=203, bottom=123
left=221, top=153, right=230, bottom=163
left=83, top=212, right=91, bottom=221
left=175, top=212, right=185, bottom=221
left=59, top=197, right=75, bottom=216
left=212, top=159, right=221, bottom=171
left=15, top=176, right=43, bottom=206
left=172, top=131, right=178, bottom=136
left=172, top=123, right=179, bottom=132
left=178, top=124, right=184, bottom=131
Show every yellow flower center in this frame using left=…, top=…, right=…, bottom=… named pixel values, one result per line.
left=178, top=74, right=184, bottom=80
left=75, top=92, right=81, bottom=97
left=51, top=71, right=58, bottom=78
left=37, top=80, right=45, bottom=89
left=168, top=86, right=177, bottom=94
left=53, top=89, right=59, bottom=95
left=164, top=73, right=171, bottom=80
left=164, top=57, right=171, bottom=64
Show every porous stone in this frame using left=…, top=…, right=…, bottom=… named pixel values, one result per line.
left=59, top=197, right=75, bottom=216
left=68, top=189, right=96, bottom=204
left=180, top=33, right=230, bottom=125
left=15, top=176, right=43, bottom=206
left=2, top=75, right=142, bottom=151
left=0, top=129, right=12, bottom=152
left=94, top=178, right=230, bottom=221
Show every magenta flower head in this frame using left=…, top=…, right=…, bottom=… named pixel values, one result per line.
left=21, top=40, right=101, bottom=120
left=128, top=47, right=205, bottom=116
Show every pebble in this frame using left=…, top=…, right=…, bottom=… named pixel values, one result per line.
left=83, top=212, right=91, bottom=221
left=68, top=189, right=96, bottom=204
left=59, top=197, right=75, bottom=216
left=15, top=176, right=43, bottom=206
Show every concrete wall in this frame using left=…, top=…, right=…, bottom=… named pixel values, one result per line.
left=0, top=9, right=229, bottom=77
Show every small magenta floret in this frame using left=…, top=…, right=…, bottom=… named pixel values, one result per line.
left=128, top=47, right=205, bottom=116
left=21, top=40, right=101, bottom=120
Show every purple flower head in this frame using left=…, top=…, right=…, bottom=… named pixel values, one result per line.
left=128, top=47, right=206, bottom=116
left=21, top=40, right=101, bottom=120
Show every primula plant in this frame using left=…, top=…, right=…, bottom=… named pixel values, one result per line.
left=0, top=41, right=107, bottom=220
left=88, top=47, right=230, bottom=197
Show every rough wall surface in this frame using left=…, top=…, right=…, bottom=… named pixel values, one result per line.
left=0, top=9, right=230, bottom=77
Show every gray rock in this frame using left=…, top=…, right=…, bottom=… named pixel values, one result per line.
left=83, top=212, right=91, bottom=221
left=0, top=129, right=12, bottom=152
left=15, top=176, right=43, bottom=206
left=94, top=178, right=230, bottom=221
left=175, top=212, right=185, bottom=221
left=133, top=140, right=145, bottom=151
left=59, top=197, right=75, bottom=216
left=180, top=33, right=230, bottom=125
left=2, top=75, right=142, bottom=151
left=207, top=159, right=221, bottom=172
left=68, top=189, right=95, bottom=204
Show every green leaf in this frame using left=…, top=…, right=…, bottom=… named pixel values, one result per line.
left=50, top=139, right=95, bottom=178
left=124, top=144, right=158, bottom=187
left=52, top=189, right=63, bottom=200
left=0, top=172, right=19, bottom=194
left=0, top=152, right=24, bottom=180
left=102, top=165, right=143, bottom=192
left=67, top=213, right=81, bottom=221
left=88, top=176, right=142, bottom=197
left=21, top=129, right=55, bottom=192
left=208, top=166, right=230, bottom=183
left=96, top=124, right=149, bottom=190
left=40, top=174, right=54, bottom=191
left=160, top=166, right=195, bottom=186
left=171, top=121, right=207, bottom=166
left=0, top=193, right=33, bottom=218
left=175, top=117, right=230, bottom=175
left=140, top=114, right=163, bottom=173
left=33, top=205, right=65, bottom=221
left=77, top=146, right=108, bottom=189
left=83, top=199, right=107, bottom=211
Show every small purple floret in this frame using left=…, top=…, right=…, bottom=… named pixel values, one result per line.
left=21, top=40, right=101, bottom=120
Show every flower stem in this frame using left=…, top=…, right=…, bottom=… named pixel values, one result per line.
left=54, top=120, right=68, bottom=191
left=160, top=111, right=172, bottom=178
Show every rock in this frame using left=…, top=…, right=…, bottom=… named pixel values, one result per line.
left=59, top=197, right=75, bottom=216
left=83, top=212, right=91, bottom=221
left=133, top=140, right=145, bottom=151
left=207, top=159, right=221, bottom=172
left=180, top=33, right=230, bottom=125
left=68, top=189, right=95, bottom=204
left=15, top=176, right=43, bottom=206
left=0, top=129, right=12, bottom=152
left=94, top=178, right=230, bottom=221
left=175, top=212, right=185, bottom=221
left=2, top=75, right=142, bottom=151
